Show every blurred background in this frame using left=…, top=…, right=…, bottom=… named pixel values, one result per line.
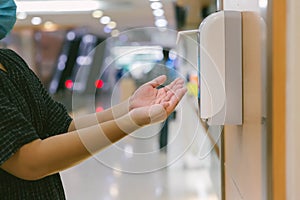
left=3, top=1, right=298, bottom=200
left=1, top=0, right=221, bottom=199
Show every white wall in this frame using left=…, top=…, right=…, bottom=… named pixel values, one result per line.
left=222, top=1, right=267, bottom=200
left=286, top=0, right=300, bottom=199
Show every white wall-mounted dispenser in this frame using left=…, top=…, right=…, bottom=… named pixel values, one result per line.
left=200, top=11, right=243, bottom=125
left=177, top=11, right=243, bottom=125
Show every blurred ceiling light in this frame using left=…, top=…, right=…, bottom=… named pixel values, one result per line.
left=57, top=61, right=66, bottom=71
left=155, top=18, right=168, bottom=27
left=150, top=2, right=163, bottom=10
left=31, top=17, right=42, bottom=25
left=153, top=9, right=164, bottom=17
left=111, top=30, right=120, bottom=37
left=44, top=21, right=54, bottom=27
left=100, top=16, right=111, bottom=24
left=17, top=12, right=27, bottom=20
left=259, top=0, right=268, bottom=8
left=83, top=34, right=95, bottom=43
left=43, top=21, right=58, bottom=31
left=149, top=0, right=167, bottom=28
left=92, top=10, right=103, bottom=18
left=66, top=31, right=76, bottom=41
left=112, top=170, right=122, bottom=177
left=124, top=145, right=134, bottom=158
left=107, top=21, right=117, bottom=29
left=109, top=184, right=119, bottom=198
left=104, top=26, right=112, bottom=33
left=76, top=56, right=93, bottom=66
left=16, top=0, right=101, bottom=13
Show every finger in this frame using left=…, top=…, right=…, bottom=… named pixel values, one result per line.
left=171, top=82, right=185, bottom=92
left=155, top=78, right=185, bottom=104
left=165, top=90, right=174, bottom=101
left=167, top=87, right=187, bottom=112
left=155, top=88, right=169, bottom=102
left=172, top=77, right=185, bottom=85
left=163, top=83, right=184, bottom=100
left=164, top=78, right=185, bottom=92
left=177, top=87, right=188, bottom=99
left=148, top=75, right=167, bottom=88
left=174, top=77, right=185, bottom=85
left=164, top=78, right=180, bottom=90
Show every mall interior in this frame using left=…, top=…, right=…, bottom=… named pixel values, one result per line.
left=1, top=0, right=300, bottom=200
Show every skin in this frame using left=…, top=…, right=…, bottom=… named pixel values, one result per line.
left=0, top=63, right=6, bottom=72
left=0, top=71, right=187, bottom=181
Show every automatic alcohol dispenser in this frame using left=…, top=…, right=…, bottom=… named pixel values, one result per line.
left=177, top=10, right=243, bottom=125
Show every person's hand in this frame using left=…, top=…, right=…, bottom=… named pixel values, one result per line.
left=128, top=75, right=187, bottom=126
left=129, top=104, right=167, bottom=126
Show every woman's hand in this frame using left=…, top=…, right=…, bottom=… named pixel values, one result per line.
left=128, top=75, right=187, bottom=126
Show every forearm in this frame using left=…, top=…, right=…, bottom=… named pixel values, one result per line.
left=68, top=100, right=130, bottom=132
left=1, top=113, right=140, bottom=181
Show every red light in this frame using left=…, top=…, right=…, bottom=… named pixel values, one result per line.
left=65, top=79, right=73, bottom=89
left=95, top=79, right=104, bottom=89
left=96, top=106, right=104, bottom=112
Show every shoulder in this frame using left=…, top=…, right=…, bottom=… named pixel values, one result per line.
left=0, top=48, right=22, bottom=58
left=0, top=48, right=30, bottom=71
left=0, top=49, right=39, bottom=81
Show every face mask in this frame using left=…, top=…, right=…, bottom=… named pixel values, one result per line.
left=0, top=0, right=17, bottom=40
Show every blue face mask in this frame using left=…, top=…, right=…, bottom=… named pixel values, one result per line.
left=0, top=0, right=17, bottom=40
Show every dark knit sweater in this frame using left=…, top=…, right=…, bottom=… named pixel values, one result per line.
left=0, top=48, right=72, bottom=199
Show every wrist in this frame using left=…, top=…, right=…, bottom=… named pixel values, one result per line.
left=129, top=105, right=167, bottom=127
left=128, top=96, right=134, bottom=111
left=115, top=113, right=142, bottom=134
left=110, top=99, right=131, bottom=120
